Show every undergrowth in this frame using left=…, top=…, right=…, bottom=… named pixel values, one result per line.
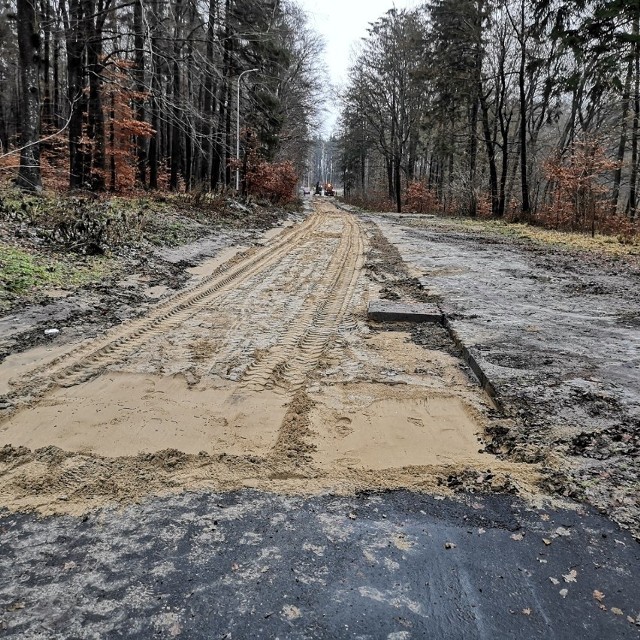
left=0, top=245, right=110, bottom=311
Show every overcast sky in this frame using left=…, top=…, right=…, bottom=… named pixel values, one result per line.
left=297, top=0, right=423, bottom=133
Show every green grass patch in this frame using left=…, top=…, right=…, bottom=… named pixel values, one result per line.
left=0, top=244, right=112, bottom=310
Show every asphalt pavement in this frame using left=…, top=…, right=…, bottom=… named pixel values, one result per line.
left=1, top=490, right=638, bottom=639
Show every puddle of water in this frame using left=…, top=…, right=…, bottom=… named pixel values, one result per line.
left=0, top=373, right=288, bottom=457
left=40, top=289, right=72, bottom=299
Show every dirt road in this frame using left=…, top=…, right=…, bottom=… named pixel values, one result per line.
left=0, top=200, right=535, bottom=514
left=1, top=200, right=639, bottom=638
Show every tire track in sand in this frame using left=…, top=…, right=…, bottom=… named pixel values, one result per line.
left=5, top=212, right=326, bottom=405
left=242, top=208, right=366, bottom=392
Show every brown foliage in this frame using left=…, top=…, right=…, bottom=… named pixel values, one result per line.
left=244, top=151, right=298, bottom=205
left=405, top=181, right=439, bottom=213
left=103, top=59, right=154, bottom=193
left=344, top=192, right=394, bottom=212
left=538, top=139, right=619, bottom=236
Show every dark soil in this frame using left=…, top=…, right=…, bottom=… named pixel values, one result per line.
left=370, top=214, right=640, bottom=537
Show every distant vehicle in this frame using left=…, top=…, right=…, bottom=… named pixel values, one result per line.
left=314, top=181, right=335, bottom=196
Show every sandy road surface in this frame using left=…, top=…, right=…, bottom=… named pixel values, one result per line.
left=0, top=200, right=537, bottom=514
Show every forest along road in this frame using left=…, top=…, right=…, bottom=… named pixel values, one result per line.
left=0, top=199, right=639, bottom=638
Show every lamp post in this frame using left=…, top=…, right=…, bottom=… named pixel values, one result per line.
left=236, top=68, right=259, bottom=192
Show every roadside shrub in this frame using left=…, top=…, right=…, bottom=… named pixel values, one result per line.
left=405, top=181, right=439, bottom=214
left=344, top=192, right=394, bottom=212
left=598, top=214, right=640, bottom=245
left=246, top=159, right=298, bottom=205
left=0, top=189, right=146, bottom=254
left=540, top=139, right=619, bottom=237
left=475, top=192, right=493, bottom=218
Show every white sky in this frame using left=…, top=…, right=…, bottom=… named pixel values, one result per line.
left=297, top=0, right=423, bottom=134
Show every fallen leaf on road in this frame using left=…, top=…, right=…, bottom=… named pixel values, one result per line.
left=445, top=542, right=457, bottom=550
left=593, top=590, right=605, bottom=602
left=541, top=514, right=550, bottom=521
left=559, top=589, right=568, bottom=598
left=543, top=538, right=552, bottom=546
left=549, top=577, right=560, bottom=585
left=563, top=569, right=578, bottom=583
left=522, top=608, right=532, bottom=616
left=348, top=513, right=357, bottom=520
left=282, top=605, right=302, bottom=621
left=611, top=607, right=624, bottom=616
left=478, top=528, right=486, bottom=535
left=511, top=533, right=524, bottom=541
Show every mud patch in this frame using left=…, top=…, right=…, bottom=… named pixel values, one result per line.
left=371, top=213, right=640, bottom=535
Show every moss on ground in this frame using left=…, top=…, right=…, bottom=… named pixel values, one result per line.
left=0, top=245, right=112, bottom=311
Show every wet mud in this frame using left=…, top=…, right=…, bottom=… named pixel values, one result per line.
left=370, top=214, right=640, bottom=536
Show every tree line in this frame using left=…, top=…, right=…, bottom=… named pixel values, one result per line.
left=339, top=0, right=640, bottom=234
left=2, top=0, right=322, bottom=195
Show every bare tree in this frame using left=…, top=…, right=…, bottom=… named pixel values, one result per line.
left=16, top=0, right=42, bottom=192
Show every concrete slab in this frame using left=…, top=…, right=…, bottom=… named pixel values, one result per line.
left=368, top=300, right=443, bottom=324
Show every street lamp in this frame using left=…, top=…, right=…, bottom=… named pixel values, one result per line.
left=236, top=68, right=259, bottom=192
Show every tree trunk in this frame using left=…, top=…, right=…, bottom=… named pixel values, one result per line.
left=53, top=27, right=61, bottom=129
left=628, top=13, right=640, bottom=220
left=86, top=0, right=106, bottom=191
left=480, top=90, right=498, bottom=216
left=213, top=0, right=232, bottom=190
left=109, top=88, right=116, bottom=190
left=169, top=0, right=182, bottom=191
left=224, top=75, right=233, bottom=188
left=468, top=95, right=479, bottom=217
left=134, top=0, right=147, bottom=186
left=394, top=156, right=402, bottom=213
left=612, top=53, right=633, bottom=215
left=518, top=0, right=530, bottom=218
left=200, top=0, right=218, bottom=187
left=498, top=114, right=512, bottom=218
left=16, top=0, right=43, bottom=192
left=66, top=0, right=89, bottom=189
left=41, top=0, right=53, bottom=130
left=148, top=0, right=160, bottom=189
